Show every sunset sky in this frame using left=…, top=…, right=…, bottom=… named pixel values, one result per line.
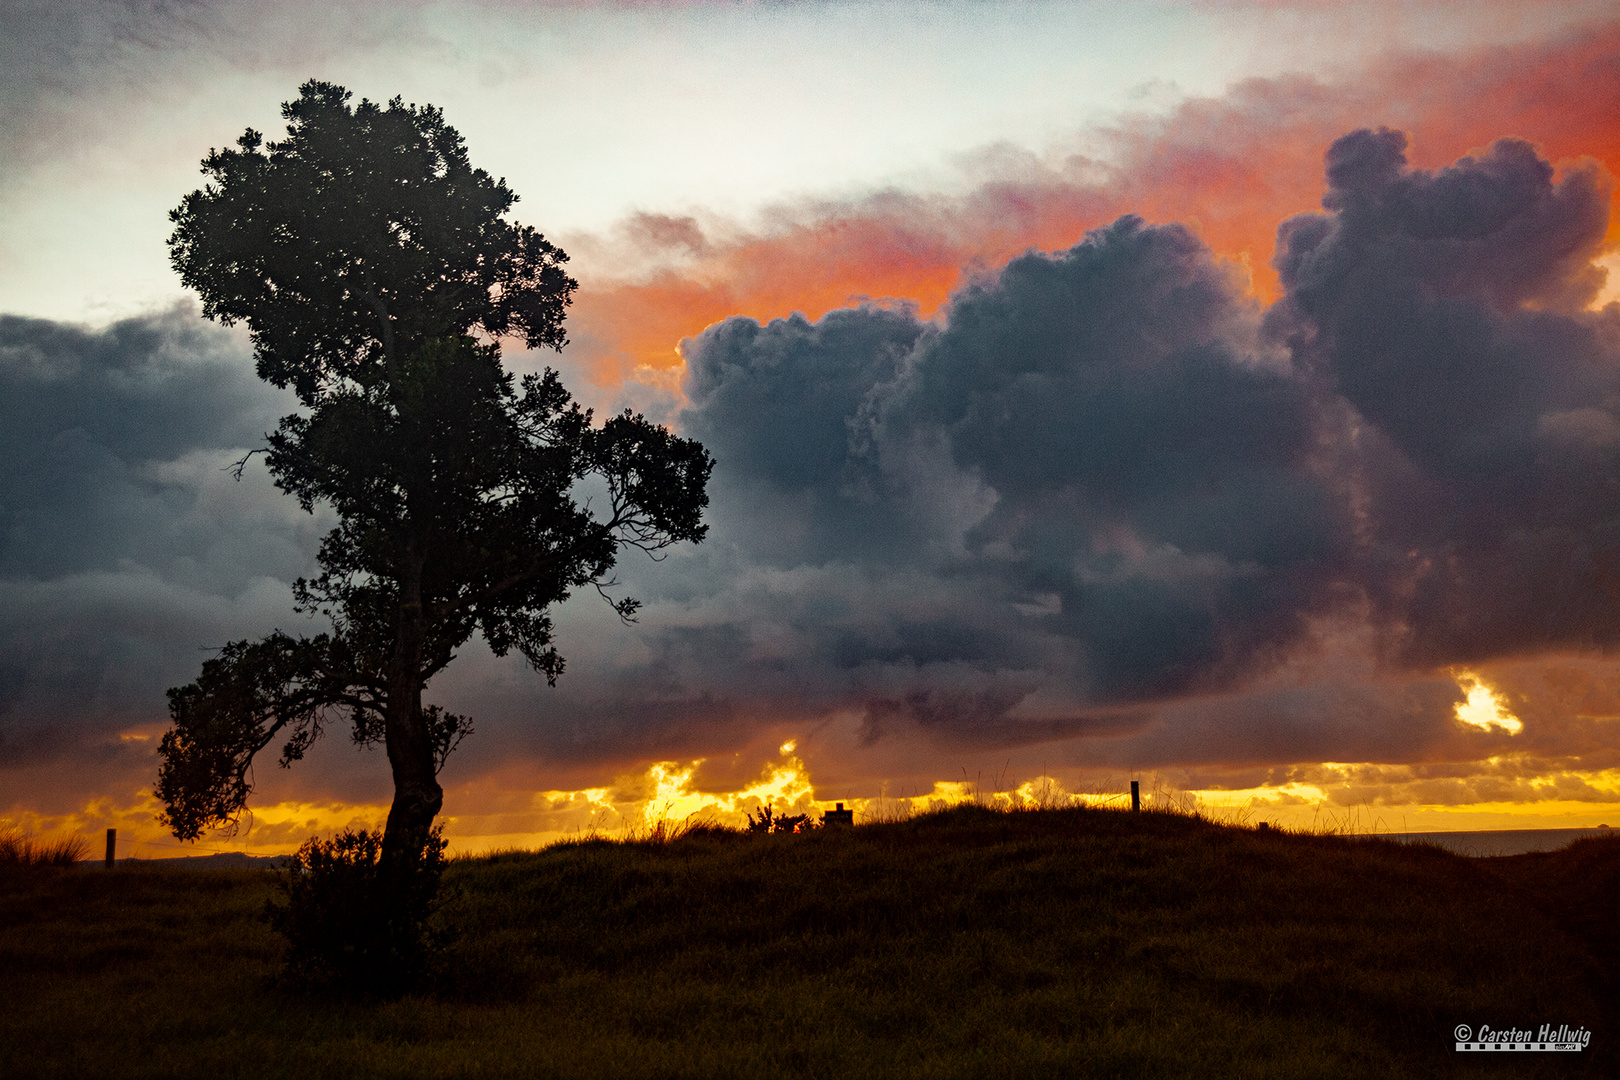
left=5, top=0, right=1620, bottom=857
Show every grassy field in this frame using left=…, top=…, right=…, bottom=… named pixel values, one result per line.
left=1, top=805, right=1615, bottom=1079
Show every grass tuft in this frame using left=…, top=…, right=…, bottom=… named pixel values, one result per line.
left=0, top=827, right=89, bottom=867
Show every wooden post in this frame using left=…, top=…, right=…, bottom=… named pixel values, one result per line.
left=105, top=828, right=116, bottom=868
left=1130, top=781, right=1140, bottom=813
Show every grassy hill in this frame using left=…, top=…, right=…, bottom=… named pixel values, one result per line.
left=2, top=805, right=1615, bottom=1079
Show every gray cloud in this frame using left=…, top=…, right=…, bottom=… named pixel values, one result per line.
left=0, top=306, right=326, bottom=773
left=680, top=304, right=927, bottom=568
left=0, top=0, right=212, bottom=172
left=881, top=217, right=1347, bottom=702
left=7, top=130, right=1619, bottom=801
left=501, top=136, right=1620, bottom=772
left=0, top=307, right=305, bottom=581
left=1270, top=129, right=1620, bottom=668
left=480, top=215, right=1356, bottom=764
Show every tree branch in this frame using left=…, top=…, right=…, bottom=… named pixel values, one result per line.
left=224, top=448, right=267, bottom=481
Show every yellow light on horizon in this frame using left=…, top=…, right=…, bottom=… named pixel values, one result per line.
left=642, top=761, right=704, bottom=826
left=1454, top=671, right=1523, bottom=734
left=21, top=753, right=1620, bottom=861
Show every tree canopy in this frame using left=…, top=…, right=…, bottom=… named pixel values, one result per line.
left=167, top=80, right=574, bottom=401
left=157, top=82, right=712, bottom=879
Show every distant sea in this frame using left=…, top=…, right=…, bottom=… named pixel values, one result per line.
left=1368, top=827, right=1616, bottom=857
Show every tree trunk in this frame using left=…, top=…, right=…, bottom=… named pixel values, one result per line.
left=380, top=552, right=442, bottom=888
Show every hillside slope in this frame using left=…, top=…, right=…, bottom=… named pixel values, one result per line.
left=1, top=806, right=1614, bottom=1078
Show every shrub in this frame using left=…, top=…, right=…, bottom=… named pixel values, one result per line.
left=745, top=806, right=816, bottom=833
left=265, top=826, right=449, bottom=994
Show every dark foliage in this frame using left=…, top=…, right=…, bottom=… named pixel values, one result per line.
left=157, top=633, right=358, bottom=841
left=266, top=827, right=449, bottom=993
left=744, top=806, right=816, bottom=834
left=156, top=81, right=711, bottom=883
left=168, top=82, right=575, bottom=401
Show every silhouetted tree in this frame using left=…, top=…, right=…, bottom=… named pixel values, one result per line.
left=157, top=81, right=711, bottom=892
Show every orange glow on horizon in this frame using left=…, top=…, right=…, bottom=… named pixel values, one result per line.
left=8, top=743, right=1620, bottom=860
left=0, top=794, right=391, bottom=862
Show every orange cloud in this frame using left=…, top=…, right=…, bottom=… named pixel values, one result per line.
left=565, top=199, right=996, bottom=389
left=562, top=21, right=1620, bottom=387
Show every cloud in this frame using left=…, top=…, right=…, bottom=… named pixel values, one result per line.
left=560, top=19, right=1620, bottom=392
left=495, top=132, right=1620, bottom=782
left=1270, top=128, right=1620, bottom=667
left=876, top=217, right=1344, bottom=704
left=8, top=13, right=1620, bottom=829
left=7, top=130, right=1620, bottom=828
left=471, top=216, right=1343, bottom=767
left=0, top=306, right=328, bottom=783
left=0, top=307, right=307, bottom=581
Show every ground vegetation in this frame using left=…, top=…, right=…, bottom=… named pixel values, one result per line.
left=1, top=806, right=1613, bottom=1078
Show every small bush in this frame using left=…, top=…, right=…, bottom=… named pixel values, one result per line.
left=744, top=806, right=816, bottom=833
left=265, top=826, right=449, bottom=994
left=0, top=828, right=88, bottom=867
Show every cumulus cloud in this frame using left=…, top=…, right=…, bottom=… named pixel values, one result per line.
left=0, top=307, right=307, bottom=580
left=878, top=218, right=1343, bottom=703
left=1271, top=129, right=1620, bottom=668
left=561, top=19, right=1620, bottom=392
left=6, top=130, right=1620, bottom=818
left=482, top=217, right=1342, bottom=760
left=510, top=133, right=1620, bottom=776
left=544, top=216, right=1333, bottom=759
left=0, top=306, right=325, bottom=782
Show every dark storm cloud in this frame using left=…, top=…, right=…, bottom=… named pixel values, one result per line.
left=680, top=304, right=926, bottom=567
left=1119, top=678, right=1468, bottom=771
left=0, top=307, right=299, bottom=581
left=522, top=133, right=1620, bottom=768
left=0, top=306, right=321, bottom=770
left=8, top=128, right=1619, bottom=790
left=882, top=217, right=1348, bottom=702
left=505, top=214, right=1354, bottom=760
left=1271, top=129, right=1620, bottom=668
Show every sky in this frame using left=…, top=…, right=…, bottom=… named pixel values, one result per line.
left=5, top=0, right=1620, bottom=856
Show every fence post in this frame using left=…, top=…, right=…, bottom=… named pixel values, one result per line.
left=105, top=828, right=116, bottom=868
left=1130, top=781, right=1140, bottom=813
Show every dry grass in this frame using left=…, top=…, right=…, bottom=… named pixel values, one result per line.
left=0, top=828, right=88, bottom=867
left=1, top=805, right=1614, bottom=1079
